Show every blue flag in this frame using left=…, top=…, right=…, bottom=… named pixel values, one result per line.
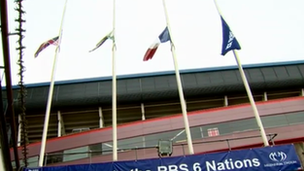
left=221, top=16, right=241, bottom=56
left=158, top=27, right=171, bottom=43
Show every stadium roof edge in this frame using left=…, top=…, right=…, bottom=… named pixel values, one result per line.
left=7, top=59, right=304, bottom=89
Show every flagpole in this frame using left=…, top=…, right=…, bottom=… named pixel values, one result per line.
left=213, top=0, right=222, bottom=17
left=233, top=50, right=269, bottom=146
left=112, top=0, right=118, bottom=161
left=38, top=0, right=68, bottom=166
left=162, top=0, right=194, bottom=154
left=213, top=0, right=269, bottom=147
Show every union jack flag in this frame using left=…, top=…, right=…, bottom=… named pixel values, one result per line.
left=34, top=36, right=59, bottom=58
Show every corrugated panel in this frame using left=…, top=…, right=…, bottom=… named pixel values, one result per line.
left=7, top=64, right=304, bottom=110
left=181, top=73, right=197, bottom=88
left=220, top=70, right=240, bottom=84
left=125, top=79, right=141, bottom=93
left=246, top=68, right=265, bottom=82
left=296, top=65, right=304, bottom=77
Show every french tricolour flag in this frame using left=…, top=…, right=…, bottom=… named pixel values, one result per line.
left=143, top=27, right=171, bottom=61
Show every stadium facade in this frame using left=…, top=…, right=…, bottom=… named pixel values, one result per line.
left=3, top=60, right=304, bottom=168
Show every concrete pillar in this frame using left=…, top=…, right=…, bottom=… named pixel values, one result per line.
left=99, top=107, right=104, bottom=128
left=263, top=92, right=268, bottom=101
left=141, top=103, right=146, bottom=121
left=57, top=111, right=66, bottom=137
left=141, top=103, right=146, bottom=147
left=224, top=96, right=228, bottom=107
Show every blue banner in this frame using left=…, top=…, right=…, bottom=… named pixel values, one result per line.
left=24, top=144, right=302, bottom=171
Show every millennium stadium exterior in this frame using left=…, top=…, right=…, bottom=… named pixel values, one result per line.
left=3, top=60, right=304, bottom=168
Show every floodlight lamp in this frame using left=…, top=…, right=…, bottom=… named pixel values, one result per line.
left=158, top=140, right=173, bottom=157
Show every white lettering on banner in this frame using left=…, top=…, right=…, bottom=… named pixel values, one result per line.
left=193, top=163, right=201, bottom=171
left=157, top=158, right=261, bottom=171
left=157, top=164, right=189, bottom=171
left=225, top=32, right=235, bottom=50
left=130, top=168, right=151, bottom=171
left=206, top=158, right=260, bottom=171
left=180, top=164, right=189, bottom=171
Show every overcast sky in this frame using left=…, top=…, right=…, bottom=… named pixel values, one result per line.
left=1, top=0, right=304, bottom=85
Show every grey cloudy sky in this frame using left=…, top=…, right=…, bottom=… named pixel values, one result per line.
left=1, top=0, right=304, bottom=85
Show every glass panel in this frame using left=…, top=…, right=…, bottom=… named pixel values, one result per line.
left=262, top=115, right=288, bottom=128
left=11, top=156, right=39, bottom=168
left=46, top=152, right=63, bottom=165
left=286, top=111, right=304, bottom=125
left=170, top=130, right=187, bottom=143
left=118, top=136, right=145, bottom=149
left=144, top=129, right=184, bottom=147
left=28, top=156, right=39, bottom=167
left=144, top=134, right=160, bottom=147
left=190, top=127, right=204, bottom=139
left=228, top=119, right=258, bottom=132
left=89, top=143, right=103, bottom=156
left=63, top=146, right=89, bottom=162
left=102, top=142, right=113, bottom=154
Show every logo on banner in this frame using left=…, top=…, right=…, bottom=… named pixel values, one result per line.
left=269, top=152, right=287, bottom=162
left=264, top=151, right=298, bottom=168
left=225, top=32, right=235, bottom=50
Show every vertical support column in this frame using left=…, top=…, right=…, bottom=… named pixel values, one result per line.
left=199, top=127, right=204, bottom=138
left=57, top=111, right=66, bottom=137
left=301, top=89, right=304, bottom=96
left=224, top=95, right=228, bottom=107
left=141, top=103, right=145, bottom=121
left=57, top=111, right=62, bottom=137
left=263, top=92, right=268, bottom=101
left=141, top=103, right=146, bottom=147
left=99, top=107, right=104, bottom=128
left=17, top=114, right=21, bottom=146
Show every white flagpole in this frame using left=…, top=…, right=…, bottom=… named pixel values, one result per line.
left=213, top=0, right=269, bottom=146
left=38, top=0, right=69, bottom=166
left=233, top=51, right=269, bottom=146
left=112, top=0, right=118, bottom=161
left=162, top=0, right=194, bottom=154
